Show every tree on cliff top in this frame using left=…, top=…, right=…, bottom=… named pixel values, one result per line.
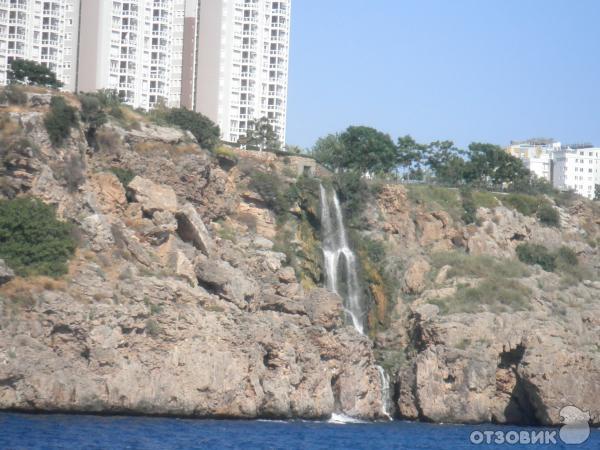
left=8, top=59, right=63, bottom=89
left=239, top=117, right=281, bottom=151
left=313, top=126, right=396, bottom=175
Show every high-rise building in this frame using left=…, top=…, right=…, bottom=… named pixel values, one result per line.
left=194, top=0, right=291, bottom=145
left=552, top=146, right=600, bottom=200
left=0, top=0, right=80, bottom=89
left=77, top=0, right=188, bottom=110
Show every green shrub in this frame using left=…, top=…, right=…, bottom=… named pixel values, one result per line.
left=145, top=319, right=161, bottom=337
left=0, top=197, right=76, bottom=277
left=153, top=107, right=220, bottom=151
left=44, top=96, right=78, bottom=146
left=460, top=187, right=477, bottom=224
left=536, top=203, right=560, bottom=227
left=58, top=153, right=86, bottom=192
left=472, top=190, right=499, bottom=209
left=502, top=193, right=544, bottom=216
left=79, top=94, right=107, bottom=129
left=407, top=185, right=462, bottom=220
left=431, top=251, right=529, bottom=280
left=110, top=167, right=136, bottom=187
left=516, top=243, right=556, bottom=272
left=248, top=170, right=292, bottom=222
left=0, top=85, right=27, bottom=105
left=431, top=277, right=531, bottom=315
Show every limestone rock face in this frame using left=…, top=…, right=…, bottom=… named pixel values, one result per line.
left=396, top=301, right=600, bottom=426
left=402, top=257, right=430, bottom=295
left=304, top=288, right=343, bottom=330
left=128, top=176, right=178, bottom=214
left=87, top=172, right=127, bottom=215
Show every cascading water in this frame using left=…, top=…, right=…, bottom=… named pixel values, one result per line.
left=319, top=184, right=365, bottom=334
left=319, top=184, right=392, bottom=420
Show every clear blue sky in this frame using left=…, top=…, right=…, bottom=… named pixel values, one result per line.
left=286, top=0, right=600, bottom=150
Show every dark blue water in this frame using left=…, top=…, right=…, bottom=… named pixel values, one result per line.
left=0, top=413, right=598, bottom=449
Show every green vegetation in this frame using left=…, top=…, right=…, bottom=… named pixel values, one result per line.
left=431, top=251, right=529, bottom=280
left=313, top=126, right=396, bottom=175
left=248, top=170, right=294, bottom=223
left=109, top=167, right=136, bottom=187
left=8, top=59, right=62, bottom=88
left=515, top=243, right=593, bottom=284
left=145, top=319, right=161, bottom=337
left=520, top=244, right=577, bottom=272
left=0, top=197, right=76, bottom=277
left=536, top=203, right=560, bottom=227
left=44, top=96, right=78, bottom=146
left=472, top=190, right=500, bottom=209
left=151, top=107, right=220, bottom=151
left=516, top=243, right=556, bottom=272
left=238, top=117, right=280, bottom=151
left=460, top=187, right=477, bottom=224
left=0, top=84, right=27, bottom=105
left=502, top=193, right=546, bottom=217
left=430, top=277, right=531, bottom=315
left=406, top=185, right=462, bottom=220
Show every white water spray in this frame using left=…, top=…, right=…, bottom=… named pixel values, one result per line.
left=319, top=184, right=392, bottom=420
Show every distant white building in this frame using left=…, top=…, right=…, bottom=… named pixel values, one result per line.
left=506, top=139, right=561, bottom=182
left=552, top=146, right=600, bottom=199
left=0, top=0, right=80, bottom=90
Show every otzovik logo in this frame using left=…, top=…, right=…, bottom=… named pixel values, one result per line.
left=559, top=406, right=591, bottom=445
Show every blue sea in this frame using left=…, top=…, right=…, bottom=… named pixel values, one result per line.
left=0, top=413, right=598, bottom=449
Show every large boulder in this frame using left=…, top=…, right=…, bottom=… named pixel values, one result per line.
left=195, top=257, right=258, bottom=308
left=175, top=203, right=213, bottom=256
left=128, top=176, right=178, bottom=214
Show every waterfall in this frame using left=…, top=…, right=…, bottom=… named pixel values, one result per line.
left=319, top=184, right=365, bottom=334
left=319, top=184, right=392, bottom=420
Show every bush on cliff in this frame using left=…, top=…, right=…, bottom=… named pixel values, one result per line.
left=44, top=96, right=78, bottom=146
left=536, top=203, right=560, bottom=227
left=153, top=107, right=220, bottom=151
left=0, top=197, right=76, bottom=277
left=516, top=243, right=556, bottom=272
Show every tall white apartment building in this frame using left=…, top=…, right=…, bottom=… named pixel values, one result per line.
left=0, top=0, right=80, bottom=89
left=552, top=146, right=600, bottom=200
left=506, top=139, right=561, bottom=182
left=77, top=0, right=188, bottom=110
left=194, top=0, right=291, bottom=145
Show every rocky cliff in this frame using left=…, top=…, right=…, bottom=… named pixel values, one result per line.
left=0, top=92, right=598, bottom=426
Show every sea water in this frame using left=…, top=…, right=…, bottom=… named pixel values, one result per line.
left=0, top=412, right=598, bottom=449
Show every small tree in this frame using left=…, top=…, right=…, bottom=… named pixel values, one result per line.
left=241, top=117, right=280, bottom=151
left=595, top=184, right=600, bottom=201
left=44, top=96, right=78, bottom=146
left=78, top=93, right=107, bottom=145
left=9, top=59, right=63, bottom=88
